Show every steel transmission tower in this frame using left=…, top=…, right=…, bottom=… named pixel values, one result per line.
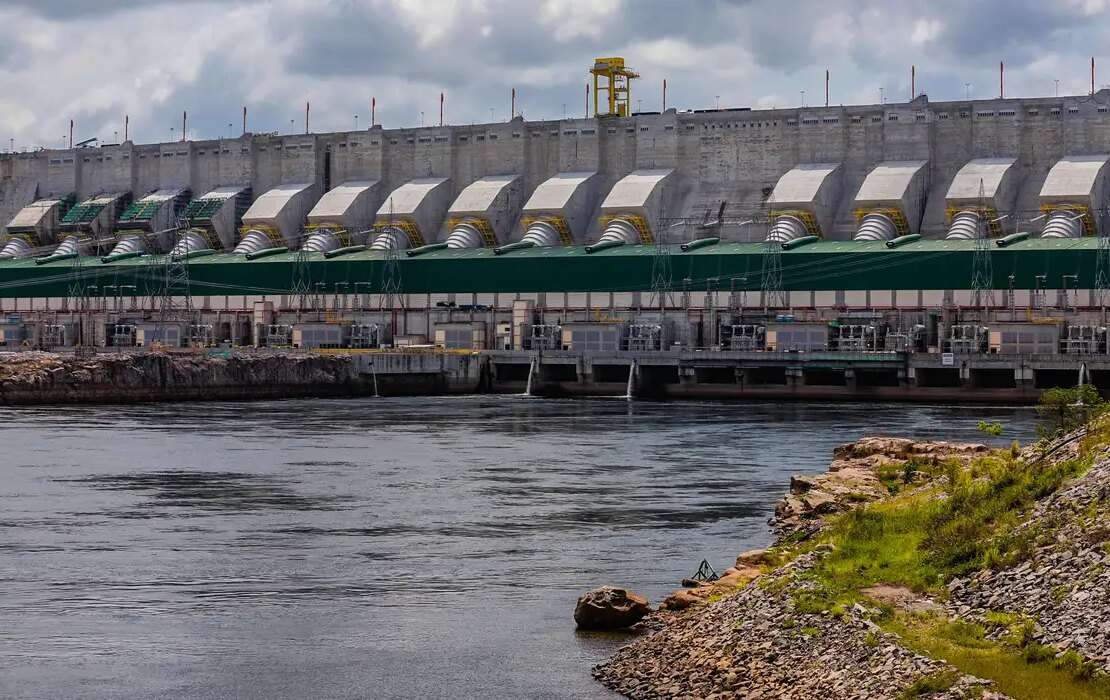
left=1096, top=207, right=1110, bottom=310
left=67, top=237, right=93, bottom=349
left=760, top=200, right=785, bottom=309
left=291, top=229, right=312, bottom=317
left=970, top=180, right=994, bottom=309
left=380, top=202, right=403, bottom=314
left=155, top=217, right=194, bottom=343
left=650, top=215, right=674, bottom=314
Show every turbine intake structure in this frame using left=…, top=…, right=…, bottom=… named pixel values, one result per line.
left=1036, top=155, right=1110, bottom=238
left=443, top=175, right=522, bottom=249
left=595, top=169, right=674, bottom=246
left=60, top=192, right=131, bottom=252
left=518, top=172, right=598, bottom=247
left=1, top=197, right=70, bottom=259
left=370, top=178, right=452, bottom=251
left=235, top=183, right=319, bottom=254
left=765, top=163, right=842, bottom=242
left=851, top=161, right=928, bottom=241
left=114, top=188, right=191, bottom=252
left=944, top=158, right=1019, bottom=240
left=306, top=180, right=381, bottom=249
left=183, top=185, right=251, bottom=250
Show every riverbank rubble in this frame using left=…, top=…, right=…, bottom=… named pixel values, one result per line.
left=0, top=350, right=359, bottom=404
left=592, top=426, right=1110, bottom=699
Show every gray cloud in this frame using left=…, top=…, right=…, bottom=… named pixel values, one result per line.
left=3, top=0, right=1110, bottom=150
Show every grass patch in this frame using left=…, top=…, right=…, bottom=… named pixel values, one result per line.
left=779, top=428, right=1108, bottom=700
left=898, top=670, right=959, bottom=699
left=922, top=453, right=1089, bottom=578
left=887, top=614, right=1110, bottom=700
left=801, top=449, right=1092, bottom=614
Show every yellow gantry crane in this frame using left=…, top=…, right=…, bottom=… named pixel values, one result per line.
left=591, top=57, right=639, bottom=117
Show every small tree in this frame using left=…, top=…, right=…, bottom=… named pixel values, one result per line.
left=1036, top=385, right=1104, bottom=439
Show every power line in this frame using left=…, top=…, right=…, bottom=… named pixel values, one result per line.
left=154, top=217, right=194, bottom=345
left=970, top=179, right=994, bottom=309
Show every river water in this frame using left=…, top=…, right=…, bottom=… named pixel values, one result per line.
left=0, top=397, right=1037, bottom=699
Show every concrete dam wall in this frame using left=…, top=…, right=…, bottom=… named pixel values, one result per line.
left=5, top=90, right=1110, bottom=250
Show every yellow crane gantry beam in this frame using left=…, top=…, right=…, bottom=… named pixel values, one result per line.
left=591, top=57, right=639, bottom=117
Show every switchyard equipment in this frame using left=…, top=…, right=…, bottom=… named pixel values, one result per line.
left=884, top=325, right=926, bottom=352
left=265, top=324, right=294, bottom=347
left=624, top=323, right=667, bottom=351
left=40, top=323, right=76, bottom=348
left=189, top=323, right=216, bottom=347
left=720, top=324, right=766, bottom=351
left=1062, top=324, right=1107, bottom=354
left=528, top=324, right=562, bottom=350
left=350, top=323, right=384, bottom=349
left=852, top=162, right=928, bottom=241
left=831, top=323, right=884, bottom=352
left=948, top=325, right=989, bottom=354
left=591, top=57, right=638, bottom=117
left=111, top=323, right=137, bottom=347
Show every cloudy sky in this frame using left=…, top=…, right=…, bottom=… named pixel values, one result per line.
left=1, top=0, right=1108, bottom=149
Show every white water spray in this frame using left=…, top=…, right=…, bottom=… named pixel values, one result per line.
left=523, top=356, right=537, bottom=397
left=623, top=361, right=637, bottom=400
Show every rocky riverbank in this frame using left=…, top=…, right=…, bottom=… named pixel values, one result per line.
left=0, top=351, right=364, bottom=404
left=593, top=428, right=1110, bottom=699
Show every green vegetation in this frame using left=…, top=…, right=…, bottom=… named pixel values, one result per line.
left=888, top=614, right=1110, bottom=700
left=897, top=670, right=959, bottom=699
left=977, top=420, right=1004, bottom=437
left=1037, top=385, right=1105, bottom=439
left=767, top=409, right=1110, bottom=700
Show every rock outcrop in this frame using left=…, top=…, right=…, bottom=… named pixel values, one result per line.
left=772, top=437, right=988, bottom=537
left=575, top=587, right=651, bottom=630
left=0, top=350, right=361, bottom=404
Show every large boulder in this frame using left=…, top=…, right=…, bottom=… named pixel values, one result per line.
left=574, top=586, right=651, bottom=629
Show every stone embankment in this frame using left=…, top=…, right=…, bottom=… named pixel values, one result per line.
left=593, top=431, right=1110, bottom=699
left=0, top=351, right=363, bottom=404
left=595, top=549, right=995, bottom=700
left=946, top=450, right=1110, bottom=671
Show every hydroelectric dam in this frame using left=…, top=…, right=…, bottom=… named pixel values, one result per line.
left=3, top=59, right=1110, bottom=402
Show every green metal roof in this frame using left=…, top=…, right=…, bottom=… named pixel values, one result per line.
left=0, top=238, right=1097, bottom=299
left=60, top=201, right=106, bottom=225
left=117, top=199, right=163, bottom=223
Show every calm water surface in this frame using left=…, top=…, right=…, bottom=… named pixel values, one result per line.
left=0, top=397, right=1037, bottom=699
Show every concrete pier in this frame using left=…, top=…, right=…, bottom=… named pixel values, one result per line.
left=487, top=350, right=1099, bottom=403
